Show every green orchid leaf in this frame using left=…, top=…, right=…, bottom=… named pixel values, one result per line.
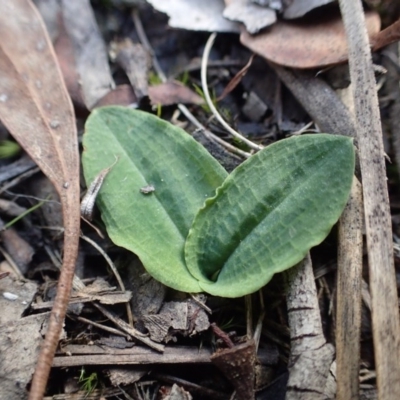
left=82, top=106, right=228, bottom=292
left=185, top=134, right=355, bottom=297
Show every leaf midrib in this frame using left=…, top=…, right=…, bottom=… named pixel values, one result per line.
left=215, top=147, right=345, bottom=273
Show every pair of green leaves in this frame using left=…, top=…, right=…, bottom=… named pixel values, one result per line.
left=82, top=106, right=354, bottom=298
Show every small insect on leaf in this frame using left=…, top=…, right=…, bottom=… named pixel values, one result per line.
left=140, top=184, right=155, bottom=194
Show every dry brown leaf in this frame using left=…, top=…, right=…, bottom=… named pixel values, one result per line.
left=93, top=85, right=138, bottom=108
left=218, top=54, right=255, bottom=101
left=240, top=10, right=380, bottom=68
left=0, top=1, right=80, bottom=399
left=148, top=81, right=204, bottom=106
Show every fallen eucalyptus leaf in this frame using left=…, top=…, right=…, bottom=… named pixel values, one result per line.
left=0, top=1, right=80, bottom=398
left=240, top=10, right=380, bottom=68
left=185, top=134, right=355, bottom=297
left=82, top=107, right=227, bottom=293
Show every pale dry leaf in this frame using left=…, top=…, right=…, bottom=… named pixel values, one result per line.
left=223, top=0, right=277, bottom=34
left=61, top=0, right=114, bottom=109
left=112, top=39, right=150, bottom=101
left=0, top=1, right=80, bottom=399
left=35, top=0, right=115, bottom=109
left=283, top=0, right=335, bottom=19
left=146, top=0, right=240, bottom=32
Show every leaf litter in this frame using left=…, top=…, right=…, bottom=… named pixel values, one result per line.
left=0, top=0, right=399, bottom=399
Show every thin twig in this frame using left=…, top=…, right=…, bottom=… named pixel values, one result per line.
left=0, top=167, right=40, bottom=195
left=75, top=315, right=129, bottom=338
left=210, top=323, right=235, bottom=348
left=132, top=8, right=166, bottom=83
left=80, top=233, right=134, bottom=327
left=201, top=33, right=262, bottom=151
left=177, top=104, right=251, bottom=158
left=0, top=166, right=40, bottom=196
left=93, top=302, right=164, bottom=352
left=189, top=294, right=212, bottom=314
left=0, top=245, right=24, bottom=279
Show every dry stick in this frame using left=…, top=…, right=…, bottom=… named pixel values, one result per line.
left=75, top=315, right=129, bottom=338
left=93, top=302, right=164, bottom=352
left=80, top=233, right=134, bottom=327
left=336, top=178, right=363, bottom=400
left=285, top=254, right=335, bottom=399
left=0, top=244, right=24, bottom=279
left=338, top=1, right=400, bottom=399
